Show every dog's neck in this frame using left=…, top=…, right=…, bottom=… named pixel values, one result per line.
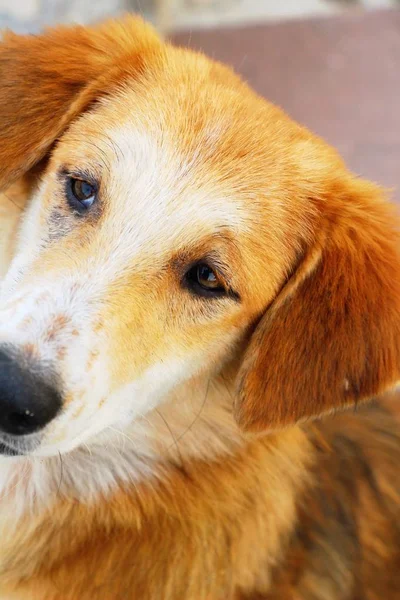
left=0, top=415, right=312, bottom=592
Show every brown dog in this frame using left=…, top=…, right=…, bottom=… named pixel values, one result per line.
left=0, top=16, right=400, bottom=600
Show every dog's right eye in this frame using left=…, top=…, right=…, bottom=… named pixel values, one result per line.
left=66, top=176, right=97, bottom=213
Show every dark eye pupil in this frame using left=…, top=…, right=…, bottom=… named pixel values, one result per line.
left=184, top=262, right=226, bottom=297
left=66, top=176, right=97, bottom=213
left=72, top=179, right=95, bottom=202
left=197, top=265, right=218, bottom=287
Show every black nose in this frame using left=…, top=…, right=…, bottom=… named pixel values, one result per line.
left=0, top=348, right=61, bottom=436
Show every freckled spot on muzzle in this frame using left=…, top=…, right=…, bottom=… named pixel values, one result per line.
left=93, top=320, right=104, bottom=334
left=57, top=346, right=67, bottom=360
left=20, top=315, right=34, bottom=330
left=72, top=404, right=85, bottom=419
left=22, top=343, right=39, bottom=359
left=43, top=314, right=70, bottom=343
left=35, top=292, right=51, bottom=307
left=86, top=350, right=100, bottom=371
left=63, top=392, right=75, bottom=406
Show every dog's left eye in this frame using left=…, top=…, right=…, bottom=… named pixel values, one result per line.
left=184, top=262, right=227, bottom=297
left=66, top=177, right=97, bottom=212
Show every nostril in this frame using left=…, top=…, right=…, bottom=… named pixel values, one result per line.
left=6, top=409, right=38, bottom=435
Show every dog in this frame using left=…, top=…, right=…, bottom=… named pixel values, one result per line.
left=1, top=15, right=400, bottom=600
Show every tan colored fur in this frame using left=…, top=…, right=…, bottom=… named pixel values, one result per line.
left=1, top=16, right=400, bottom=600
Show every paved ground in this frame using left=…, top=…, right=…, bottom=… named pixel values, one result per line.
left=174, top=8, right=400, bottom=200
left=0, top=0, right=399, bottom=33
left=167, top=0, right=399, bottom=31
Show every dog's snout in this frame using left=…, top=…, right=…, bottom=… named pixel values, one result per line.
left=0, top=348, right=61, bottom=436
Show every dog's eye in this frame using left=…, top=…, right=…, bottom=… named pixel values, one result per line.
left=185, top=262, right=226, bottom=297
left=66, top=177, right=97, bottom=212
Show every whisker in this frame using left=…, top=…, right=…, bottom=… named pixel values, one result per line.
left=107, top=426, right=139, bottom=451
left=2, top=192, right=23, bottom=212
left=173, top=378, right=211, bottom=446
left=56, top=451, right=64, bottom=497
left=110, top=437, right=125, bottom=461
left=219, top=373, right=235, bottom=405
left=83, top=443, right=92, bottom=457
left=0, top=458, right=31, bottom=501
left=156, top=408, right=184, bottom=466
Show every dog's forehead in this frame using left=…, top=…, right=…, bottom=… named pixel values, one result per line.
left=103, top=126, right=243, bottom=256
left=57, top=84, right=256, bottom=259
left=51, top=65, right=312, bottom=292
left=64, top=63, right=290, bottom=197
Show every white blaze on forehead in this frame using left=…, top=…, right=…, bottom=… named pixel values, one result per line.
left=89, top=124, right=245, bottom=274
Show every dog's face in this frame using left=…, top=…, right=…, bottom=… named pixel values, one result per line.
left=0, top=17, right=400, bottom=460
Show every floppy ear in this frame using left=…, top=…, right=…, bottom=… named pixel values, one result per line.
left=0, top=16, right=160, bottom=191
left=235, top=176, right=400, bottom=432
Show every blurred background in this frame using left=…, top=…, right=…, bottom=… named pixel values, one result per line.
left=0, top=0, right=399, bottom=199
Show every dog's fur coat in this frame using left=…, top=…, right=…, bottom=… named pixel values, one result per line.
left=1, top=16, right=400, bottom=600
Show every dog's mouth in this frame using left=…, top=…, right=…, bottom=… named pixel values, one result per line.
left=0, top=440, right=23, bottom=457
left=0, top=434, right=41, bottom=457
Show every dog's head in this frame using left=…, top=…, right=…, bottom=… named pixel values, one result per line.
left=0, top=17, right=400, bottom=460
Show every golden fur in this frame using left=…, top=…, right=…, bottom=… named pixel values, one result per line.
left=1, top=16, right=400, bottom=600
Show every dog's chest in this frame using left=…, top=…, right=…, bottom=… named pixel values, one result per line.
left=0, top=468, right=35, bottom=579
left=0, top=460, right=60, bottom=590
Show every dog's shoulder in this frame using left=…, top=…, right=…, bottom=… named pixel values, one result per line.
left=266, top=397, right=400, bottom=600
